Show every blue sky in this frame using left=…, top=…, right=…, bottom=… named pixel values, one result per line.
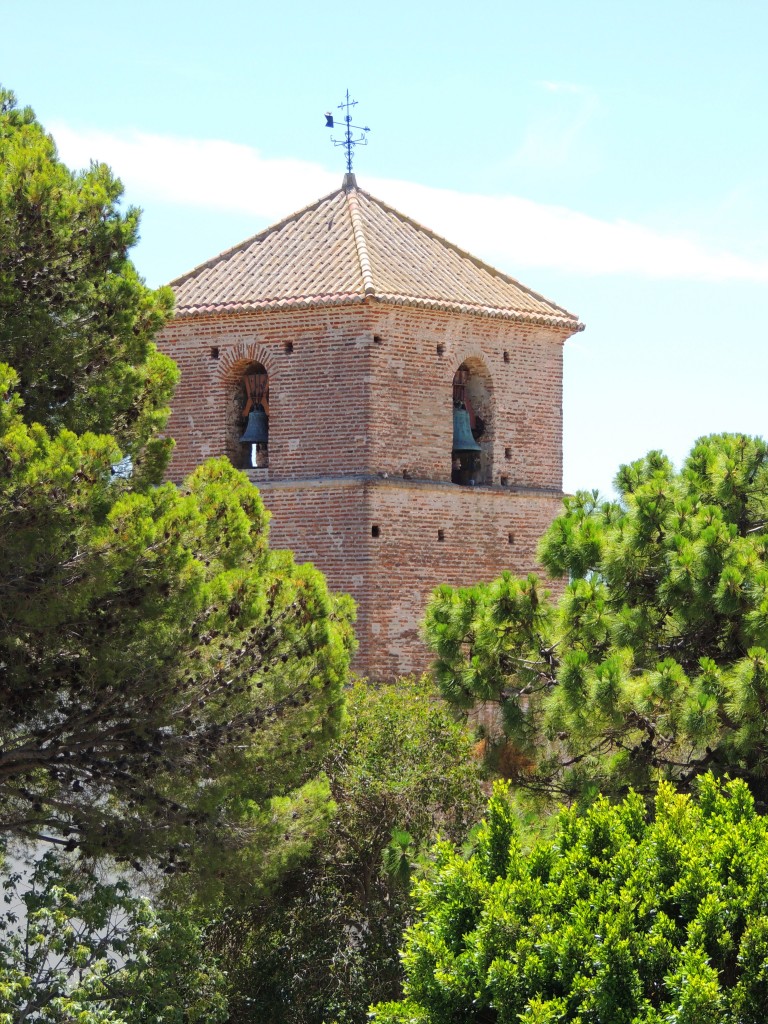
left=4, top=0, right=768, bottom=497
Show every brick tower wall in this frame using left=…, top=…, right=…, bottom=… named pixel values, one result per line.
left=257, top=478, right=564, bottom=680
left=157, top=302, right=569, bottom=679
left=363, top=305, right=564, bottom=491
left=160, top=306, right=376, bottom=484
left=362, top=480, right=564, bottom=680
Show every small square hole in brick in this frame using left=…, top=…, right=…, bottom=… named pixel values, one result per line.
left=508, top=532, right=514, bottom=545
left=501, top=476, right=509, bottom=487
left=503, top=350, right=510, bottom=363
left=373, top=334, right=383, bottom=345
left=436, top=343, right=445, bottom=356
left=437, top=528, right=445, bottom=542
left=371, top=525, right=380, bottom=538
left=505, top=447, right=512, bottom=459
left=210, top=346, right=219, bottom=360
left=284, top=341, right=294, bottom=354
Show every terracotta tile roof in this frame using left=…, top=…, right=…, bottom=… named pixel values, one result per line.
left=170, top=175, right=583, bottom=331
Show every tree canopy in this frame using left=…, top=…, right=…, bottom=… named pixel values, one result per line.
left=0, top=88, right=355, bottom=881
left=211, top=677, right=485, bottom=1024
left=425, top=433, right=768, bottom=806
left=373, top=776, right=768, bottom=1024
left=0, top=87, right=177, bottom=484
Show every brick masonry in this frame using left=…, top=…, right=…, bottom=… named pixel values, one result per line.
left=158, top=301, right=570, bottom=679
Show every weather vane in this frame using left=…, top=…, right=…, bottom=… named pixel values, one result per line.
left=324, top=91, right=370, bottom=174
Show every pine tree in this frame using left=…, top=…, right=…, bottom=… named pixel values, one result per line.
left=0, top=87, right=176, bottom=484
left=425, top=433, right=768, bottom=806
left=0, top=88, right=355, bottom=881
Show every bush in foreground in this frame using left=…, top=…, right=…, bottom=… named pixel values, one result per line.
left=373, top=775, right=768, bottom=1024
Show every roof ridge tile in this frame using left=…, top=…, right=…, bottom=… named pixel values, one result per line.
left=345, top=187, right=376, bottom=296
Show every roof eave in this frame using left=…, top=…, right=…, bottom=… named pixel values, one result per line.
left=172, top=291, right=584, bottom=332
left=371, top=293, right=583, bottom=331
left=172, top=293, right=367, bottom=318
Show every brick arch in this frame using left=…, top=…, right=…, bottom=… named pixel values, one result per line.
left=216, top=342, right=276, bottom=386
left=452, top=348, right=495, bottom=395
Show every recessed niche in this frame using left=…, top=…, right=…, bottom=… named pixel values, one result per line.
left=451, top=358, right=493, bottom=487
left=436, top=343, right=445, bottom=356
left=503, top=350, right=510, bottom=363
left=373, top=334, right=383, bottom=345
left=437, top=529, right=445, bottom=542
left=505, top=447, right=512, bottom=460
left=508, top=532, right=514, bottom=545
left=284, top=341, right=294, bottom=354
left=371, top=525, right=380, bottom=538
left=210, top=346, right=220, bottom=359
left=500, top=476, right=509, bottom=487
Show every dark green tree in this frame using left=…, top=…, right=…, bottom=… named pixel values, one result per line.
left=373, top=776, right=768, bottom=1024
left=0, top=362, right=354, bottom=875
left=209, top=677, right=485, bottom=1024
left=0, top=88, right=356, bottom=879
left=0, top=87, right=177, bottom=484
left=425, top=434, right=768, bottom=806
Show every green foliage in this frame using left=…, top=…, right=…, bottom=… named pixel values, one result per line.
left=0, top=851, right=227, bottom=1023
left=0, top=88, right=356, bottom=879
left=0, top=87, right=177, bottom=482
left=0, top=368, right=355, bottom=872
left=207, top=677, right=485, bottom=1024
left=424, top=433, right=768, bottom=805
left=372, top=776, right=768, bottom=1023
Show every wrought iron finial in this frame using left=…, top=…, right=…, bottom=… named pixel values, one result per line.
left=324, top=90, right=370, bottom=174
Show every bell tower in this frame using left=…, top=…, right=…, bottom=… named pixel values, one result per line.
left=157, top=176, right=583, bottom=679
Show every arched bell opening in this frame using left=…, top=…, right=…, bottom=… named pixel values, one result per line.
left=227, top=362, right=269, bottom=469
left=451, top=359, right=493, bottom=486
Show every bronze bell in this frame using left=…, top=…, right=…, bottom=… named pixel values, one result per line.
left=452, top=405, right=481, bottom=452
left=239, top=403, right=269, bottom=444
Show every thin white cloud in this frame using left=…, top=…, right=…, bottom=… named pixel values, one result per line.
left=52, top=124, right=768, bottom=283
left=509, top=80, right=600, bottom=174
left=53, top=125, right=338, bottom=220
left=540, top=81, right=590, bottom=95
